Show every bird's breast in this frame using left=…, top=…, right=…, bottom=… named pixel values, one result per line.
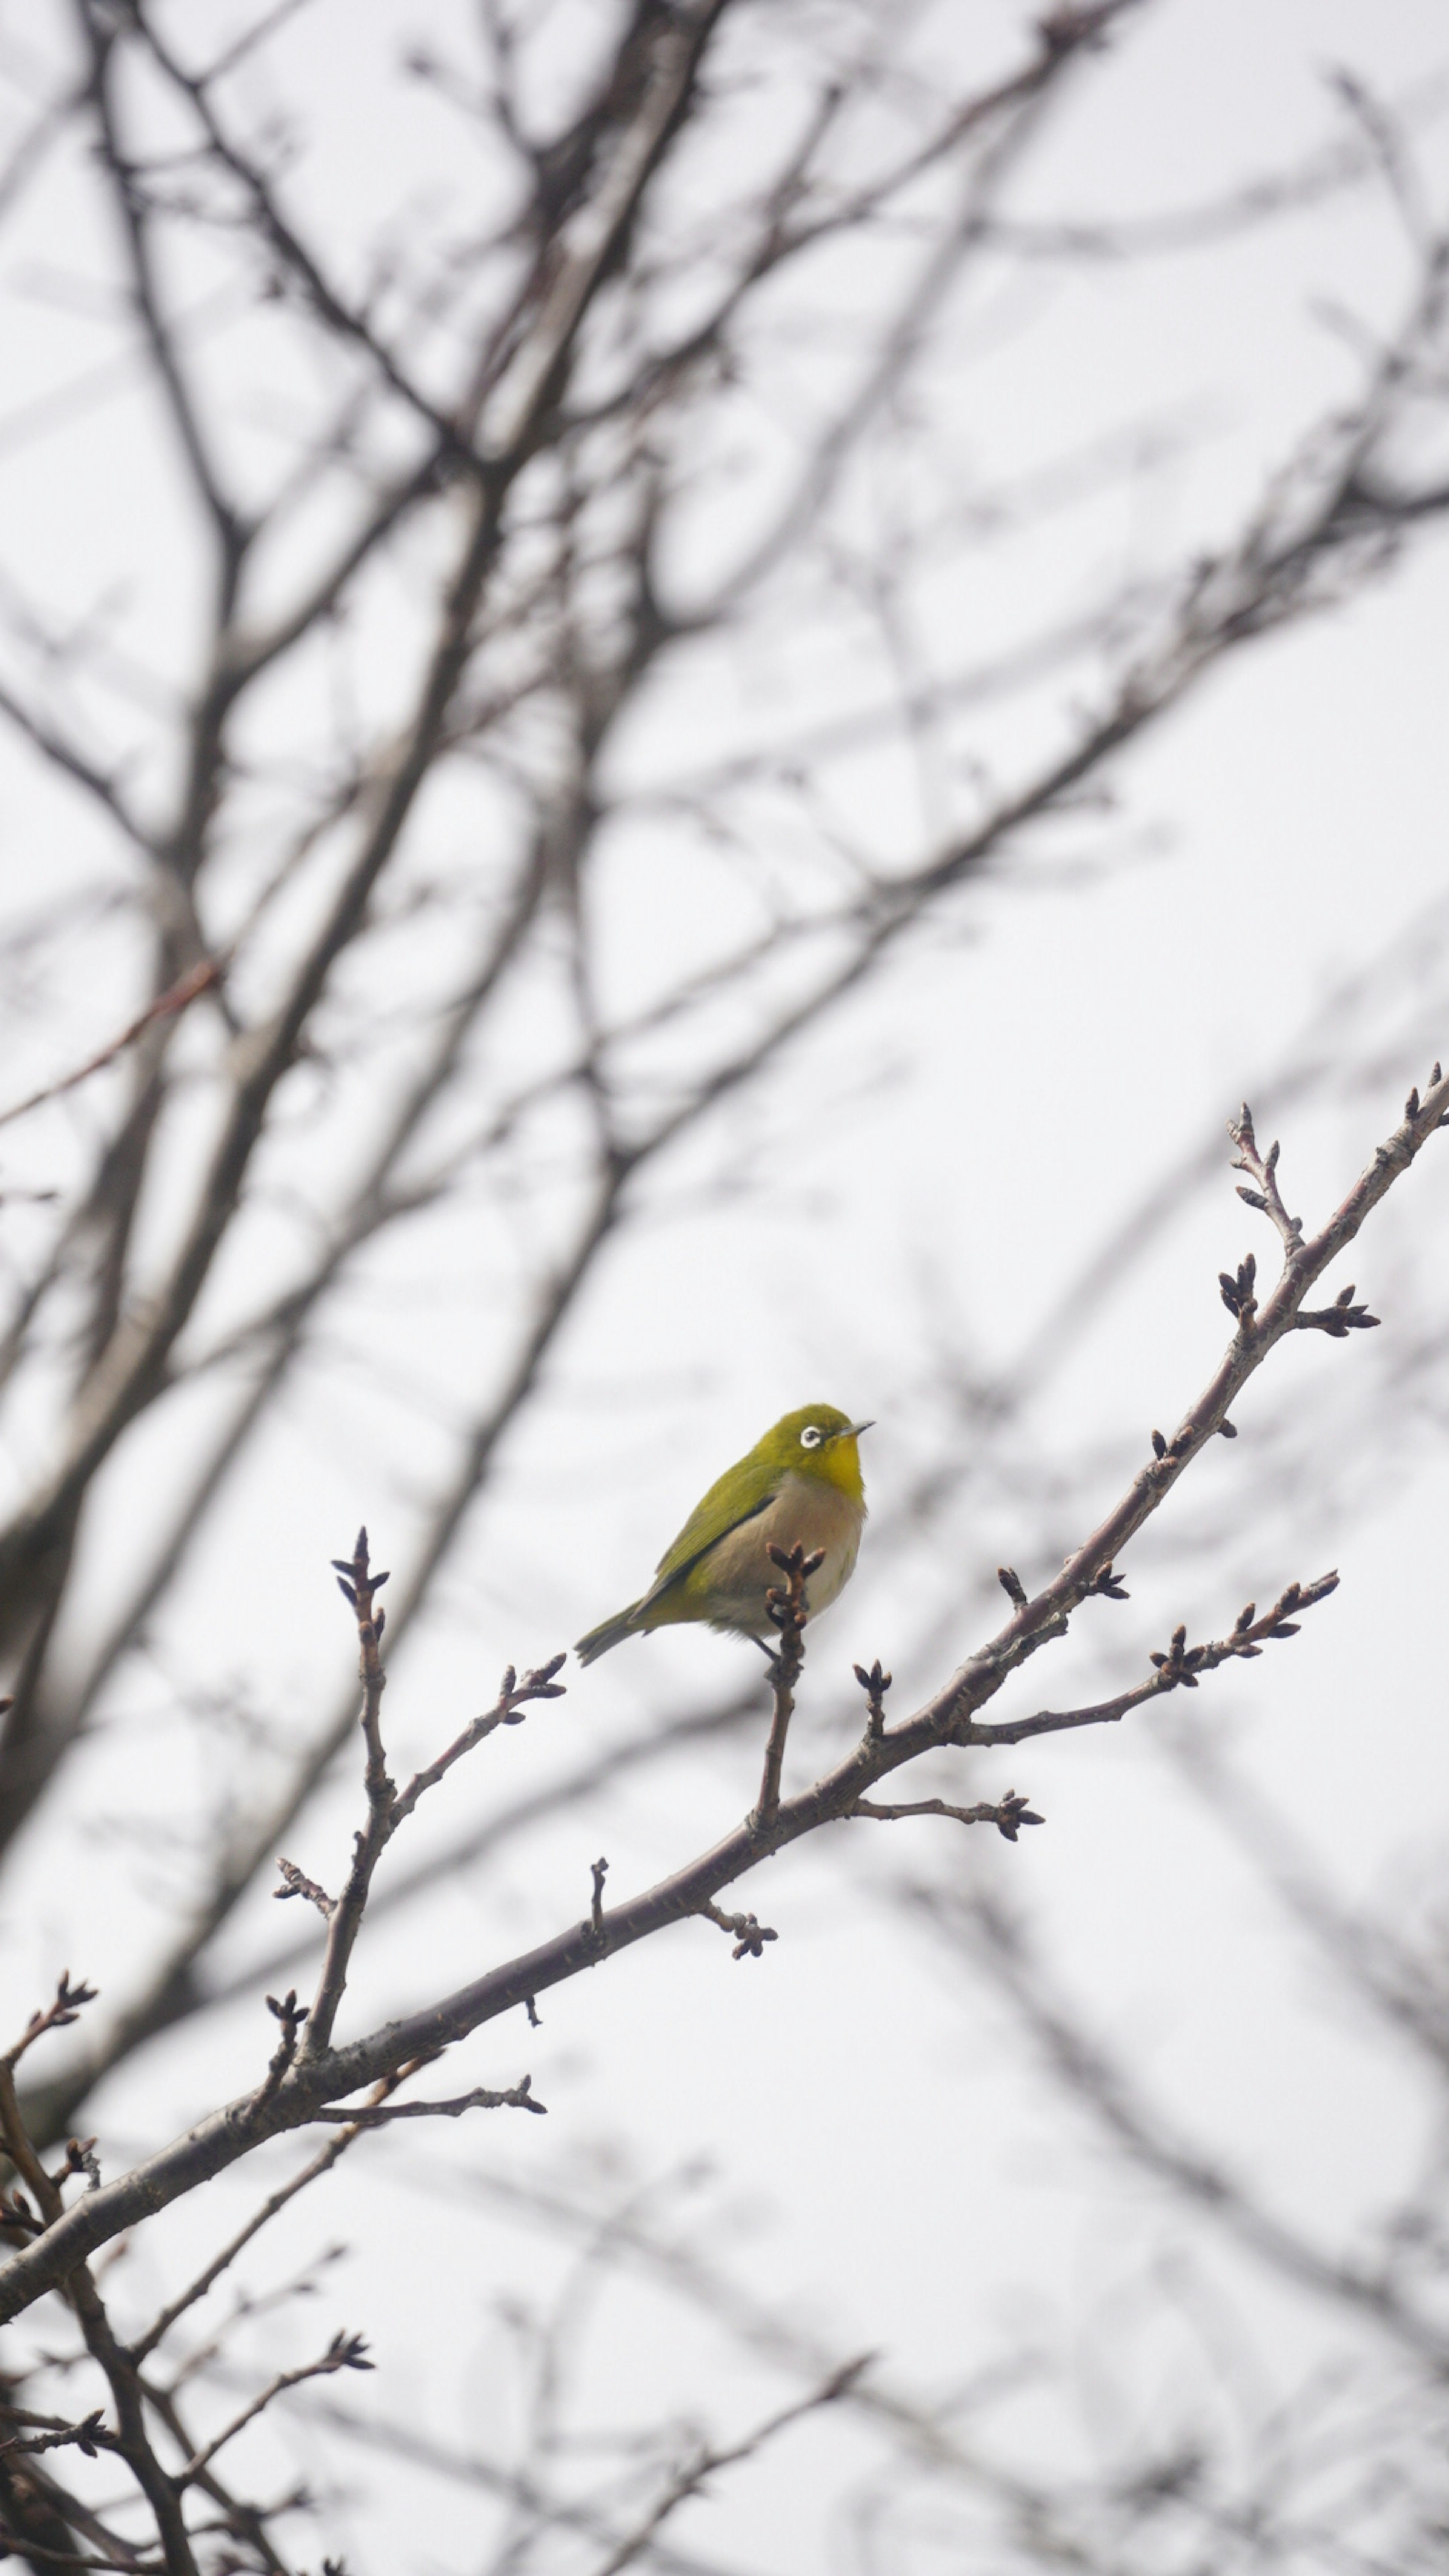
left=699, top=1470, right=864, bottom=1633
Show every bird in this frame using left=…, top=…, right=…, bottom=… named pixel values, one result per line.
left=575, top=1404, right=872, bottom=1665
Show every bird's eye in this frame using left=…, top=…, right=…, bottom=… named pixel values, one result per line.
left=800, top=1425, right=823, bottom=1448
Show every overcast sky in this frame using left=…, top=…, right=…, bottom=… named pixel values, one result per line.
left=3, top=4, right=1449, bottom=2569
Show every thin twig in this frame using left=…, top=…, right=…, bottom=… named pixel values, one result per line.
left=391, top=1654, right=566, bottom=1827
left=306, top=2076, right=545, bottom=2125
left=947, top=1885, right=1449, bottom=2368
left=130, top=2063, right=418, bottom=2362
left=750, top=1542, right=821, bottom=1828
left=297, top=1528, right=391, bottom=2059
left=252, top=1990, right=307, bottom=2108
left=0, top=1972, right=98, bottom=2080
left=0, top=2408, right=118, bottom=2461
left=298, top=1526, right=562, bottom=2061
left=1228, top=1101, right=1306, bottom=1255
left=272, top=1857, right=335, bottom=1921
left=0, top=2541, right=160, bottom=2572
left=694, top=1899, right=778, bottom=1961
left=845, top=1792, right=1044, bottom=1841
left=587, top=2356, right=872, bottom=2576
left=172, top=2331, right=373, bottom=2488
left=970, top=1574, right=1339, bottom=1747
left=0, top=961, right=220, bottom=1133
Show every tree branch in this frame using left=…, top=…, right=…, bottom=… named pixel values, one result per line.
left=749, top=1541, right=819, bottom=1828
left=305, top=2076, right=544, bottom=2127
left=0, top=1074, right=1440, bottom=2322
left=586, top=2356, right=872, bottom=2576
left=0, top=961, right=220, bottom=1135
left=129, top=2063, right=416, bottom=2366
left=172, top=2329, right=373, bottom=2489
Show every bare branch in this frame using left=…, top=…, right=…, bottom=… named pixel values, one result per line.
left=272, top=1857, right=335, bottom=1921
left=750, top=1541, right=821, bottom=1828
left=0, top=1078, right=1439, bottom=2324
left=390, top=1654, right=566, bottom=1828
left=298, top=1528, right=392, bottom=2060
left=297, top=1529, right=564, bottom=2064
left=586, top=2356, right=873, bottom=2576
left=131, top=2061, right=421, bottom=2364
left=971, top=1574, right=1340, bottom=1748
left=306, top=2075, right=545, bottom=2127
left=694, top=1899, right=778, bottom=1962
left=0, top=1972, right=98, bottom=2078
left=172, top=2330, right=374, bottom=2489
left=846, top=1792, right=1044, bottom=1841
left=0, top=674, right=153, bottom=852
left=78, top=1, right=249, bottom=567
left=119, top=6, right=480, bottom=471
left=945, top=1886, right=1449, bottom=2368
left=0, top=2409, right=118, bottom=2462
left=0, top=959, right=220, bottom=1133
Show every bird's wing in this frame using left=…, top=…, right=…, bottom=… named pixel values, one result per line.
left=632, top=1463, right=778, bottom=1615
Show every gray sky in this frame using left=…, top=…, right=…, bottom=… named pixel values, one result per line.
left=2, top=3, right=1449, bottom=2568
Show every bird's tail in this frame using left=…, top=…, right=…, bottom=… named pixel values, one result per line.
left=574, top=1603, right=641, bottom=1666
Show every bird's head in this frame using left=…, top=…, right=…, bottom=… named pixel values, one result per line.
left=757, top=1404, right=872, bottom=1499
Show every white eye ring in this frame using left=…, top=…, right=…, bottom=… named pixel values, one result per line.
left=800, top=1425, right=824, bottom=1448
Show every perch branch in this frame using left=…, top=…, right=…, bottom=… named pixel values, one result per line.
left=751, top=1542, right=821, bottom=1828
left=1, top=1080, right=1444, bottom=2325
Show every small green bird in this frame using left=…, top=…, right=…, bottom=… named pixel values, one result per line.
left=575, top=1404, right=871, bottom=1665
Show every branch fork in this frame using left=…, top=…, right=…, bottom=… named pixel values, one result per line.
left=969, top=1573, right=1340, bottom=1749
left=1228, top=1103, right=1385, bottom=1347
left=1230, top=1103, right=1305, bottom=1256
left=292, top=1527, right=565, bottom=2065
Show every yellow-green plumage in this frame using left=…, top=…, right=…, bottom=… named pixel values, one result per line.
left=575, top=1404, right=870, bottom=1665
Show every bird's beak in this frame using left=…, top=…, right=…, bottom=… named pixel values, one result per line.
left=846, top=1419, right=874, bottom=1438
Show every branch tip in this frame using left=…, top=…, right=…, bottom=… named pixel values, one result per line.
left=697, top=1897, right=779, bottom=1959
left=848, top=1792, right=1044, bottom=1839
left=755, top=1544, right=813, bottom=1819
left=1218, top=1252, right=1258, bottom=1321
left=853, top=1657, right=892, bottom=1736
left=1228, top=1114, right=1305, bottom=1255
left=3, top=1972, right=99, bottom=2073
